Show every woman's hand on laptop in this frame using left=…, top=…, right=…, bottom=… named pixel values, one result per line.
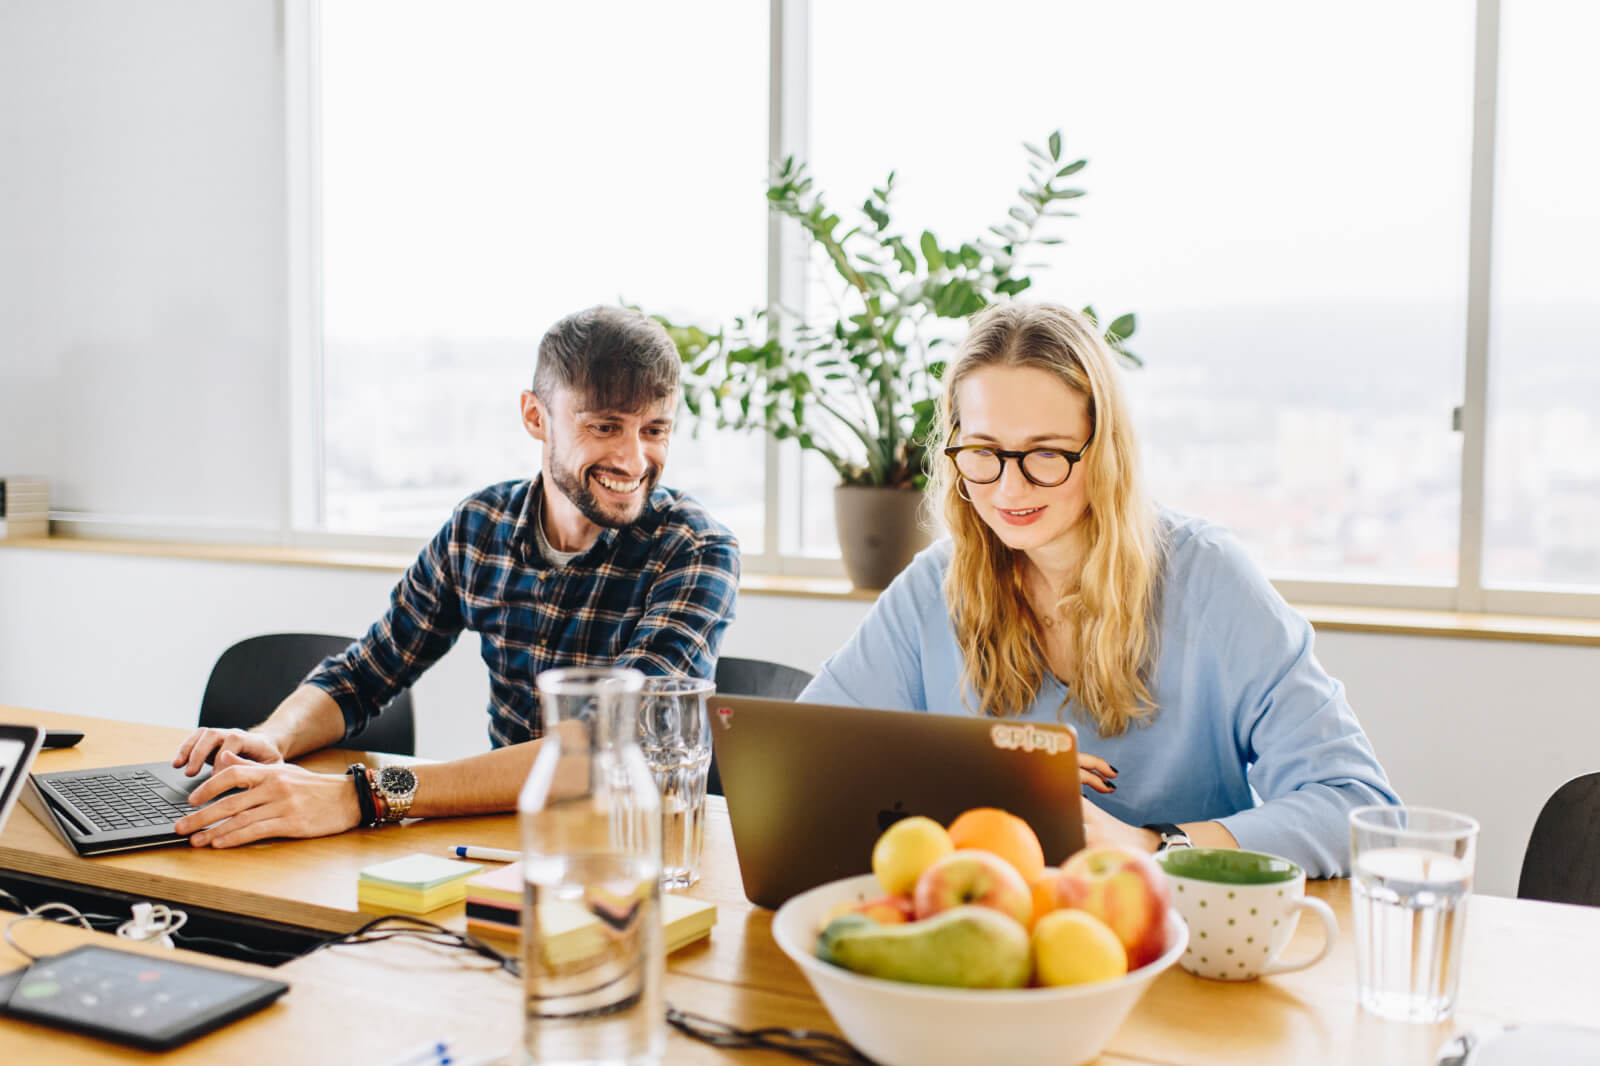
left=174, top=751, right=360, bottom=848
left=173, top=727, right=286, bottom=777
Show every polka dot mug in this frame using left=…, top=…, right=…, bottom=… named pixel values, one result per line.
left=1157, top=848, right=1338, bottom=981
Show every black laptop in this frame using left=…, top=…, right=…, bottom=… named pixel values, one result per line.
left=21, top=759, right=231, bottom=857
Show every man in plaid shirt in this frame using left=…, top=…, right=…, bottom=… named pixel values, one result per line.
left=171, top=306, right=740, bottom=846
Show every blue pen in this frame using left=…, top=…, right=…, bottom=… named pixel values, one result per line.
left=384, top=1040, right=450, bottom=1066
left=451, top=845, right=520, bottom=863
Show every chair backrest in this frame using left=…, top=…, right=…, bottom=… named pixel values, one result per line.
left=1518, top=771, right=1600, bottom=907
left=706, top=656, right=816, bottom=796
left=714, top=656, right=814, bottom=701
left=199, top=634, right=416, bottom=757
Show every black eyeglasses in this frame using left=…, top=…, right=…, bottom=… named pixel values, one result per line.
left=943, top=428, right=1091, bottom=488
left=667, top=1005, right=877, bottom=1065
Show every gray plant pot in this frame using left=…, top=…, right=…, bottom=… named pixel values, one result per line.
left=833, top=485, right=934, bottom=591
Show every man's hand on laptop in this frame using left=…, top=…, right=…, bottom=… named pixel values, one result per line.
left=172, top=727, right=286, bottom=776
left=173, top=750, right=360, bottom=848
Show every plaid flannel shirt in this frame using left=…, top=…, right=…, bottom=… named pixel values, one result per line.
left=305, top=477, right=740, bottom=747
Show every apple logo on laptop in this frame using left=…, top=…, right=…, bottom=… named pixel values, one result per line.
left=877, top=801, right=911, bottom=832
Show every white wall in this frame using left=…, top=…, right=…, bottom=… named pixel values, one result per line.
left=3, top=546, right=1597, bottom=898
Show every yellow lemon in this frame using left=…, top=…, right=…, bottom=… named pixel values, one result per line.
left=1031, top=908, right=1129, bottom=986
left=871, top=816, right=955, bottom=896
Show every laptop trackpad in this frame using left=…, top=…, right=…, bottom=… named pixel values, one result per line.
left=152, top=784, right=194, bottom=806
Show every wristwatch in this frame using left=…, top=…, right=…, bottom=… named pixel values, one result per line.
left=1143, top=822, right=1192, bottom=852
left=372, top=765, right=419, bottom=823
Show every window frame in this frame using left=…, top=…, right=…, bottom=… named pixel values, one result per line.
left=280, top=0, right=1600, bottom=618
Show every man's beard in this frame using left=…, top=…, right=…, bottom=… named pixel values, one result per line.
left=547, top=450, right=659, bottom=530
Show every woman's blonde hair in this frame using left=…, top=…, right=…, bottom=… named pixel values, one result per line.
left=933, top=302, right=1163, bottom=736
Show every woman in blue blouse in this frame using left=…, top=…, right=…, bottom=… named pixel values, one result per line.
left=800, top=303, right=1398, bottom=877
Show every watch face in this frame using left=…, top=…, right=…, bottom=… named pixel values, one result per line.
left=376, top=766, right=417, bottom=794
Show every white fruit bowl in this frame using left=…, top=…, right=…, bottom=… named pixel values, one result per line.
left=772, top=873, right=1187, bottom=1066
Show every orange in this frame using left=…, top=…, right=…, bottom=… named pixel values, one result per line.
left=947, top=807, right=1046, bottom=884
left=1029, top=870, right=1060, bottom=927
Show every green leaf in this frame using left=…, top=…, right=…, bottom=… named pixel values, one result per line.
left=889, top=237, right=917, bottom=273
left=1048, top=131, right=1062, bottom=160
left=1081, top=305, right=1098, bottom=324
left=1008, top=205, right=1033, bottom=225
left=1108, top=313, right=1137, bottom=340
left=1056, top=159, right=1087, bottom=178
left=1024, top=141, right=1052, bottom=164
left=920, top=231, right=944, bottom=271
left=995, top=277, right=1033, bottom=296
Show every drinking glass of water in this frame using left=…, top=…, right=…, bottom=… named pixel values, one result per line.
left=638, top=676, right=715, bottom=889
left=1349, top=805, right=1479, bottom=1023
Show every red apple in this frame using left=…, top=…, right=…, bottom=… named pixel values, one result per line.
left=1051, top=845, right=1171, bottom=969
left=912, top=849, right=1034, bottom=927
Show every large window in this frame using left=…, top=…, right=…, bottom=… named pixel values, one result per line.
left=1484, top=1, right=1600, bottom=592
left=316, top=1, right=767, bottom=546
left=805, top=0, right=1474, bottom=581
left=303, top=0, right=1597, bottom=615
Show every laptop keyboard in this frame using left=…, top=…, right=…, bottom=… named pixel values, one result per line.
left=48, top=770, right=202, bottom=833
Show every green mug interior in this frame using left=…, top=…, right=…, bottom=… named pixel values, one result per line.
left=1158, top=847, right=1300, bottom=884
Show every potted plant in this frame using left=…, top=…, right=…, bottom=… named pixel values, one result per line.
left=656, top=131, right=1139, bottom=589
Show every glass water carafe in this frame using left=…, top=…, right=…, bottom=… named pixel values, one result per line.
left=519, top=667, right=664, bottom=1066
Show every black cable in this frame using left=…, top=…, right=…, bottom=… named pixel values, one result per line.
left=168, top=933, right=303, bottom=963
left=312, top=914, right=521, bottom=978
left=666, top=1005, right=877, bottom=1065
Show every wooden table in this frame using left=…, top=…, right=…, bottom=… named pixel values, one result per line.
left=3, top=707, right=1599, bottom=1065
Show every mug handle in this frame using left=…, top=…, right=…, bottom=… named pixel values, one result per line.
left=1259, top=896, right=1339, bottom=976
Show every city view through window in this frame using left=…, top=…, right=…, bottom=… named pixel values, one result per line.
left=317, top=1, right=1599, bottom=594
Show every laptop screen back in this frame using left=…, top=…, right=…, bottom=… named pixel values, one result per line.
left=0, top=725, right=46, bottom=835
left=709, top=696, right=1086, bottom=909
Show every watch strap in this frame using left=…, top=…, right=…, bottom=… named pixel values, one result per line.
left=347, top=764, right=377, bottom=828
left=1142, top=822, right=1192, bottom=851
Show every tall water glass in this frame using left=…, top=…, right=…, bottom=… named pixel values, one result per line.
left=1349, top=805, right=1479, bottom=1023
left=519, top=667, right=664, bottom=1066
left=638, top=676, right=714, bottom=889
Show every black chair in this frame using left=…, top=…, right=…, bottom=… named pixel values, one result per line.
left=706, top=656, right=815, bottom=796
left=1517, top=771, right=1600, bottom=907
left=714, top=656, right=814, bottom=702
left=199, top=633, right=416, bottom=756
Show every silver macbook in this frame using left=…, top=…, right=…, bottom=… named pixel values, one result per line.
left=709, top=695, right=1086, bottom=909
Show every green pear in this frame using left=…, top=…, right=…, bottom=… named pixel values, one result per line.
left=815, top=904, right=1031, bottom=989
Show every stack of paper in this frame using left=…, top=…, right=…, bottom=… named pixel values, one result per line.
left=357, top=853, right=482, bottom=914
left=0, top=477, right=49, bottom=538
left=464, top=863, right=716, bottom=955
left=463, top=861, right=524, bottom=940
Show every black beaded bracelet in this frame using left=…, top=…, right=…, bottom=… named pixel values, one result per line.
left=348, top=763, right=377, bottom=827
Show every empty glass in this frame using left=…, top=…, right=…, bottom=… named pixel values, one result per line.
left=638, top=676, right=715, bottom=889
